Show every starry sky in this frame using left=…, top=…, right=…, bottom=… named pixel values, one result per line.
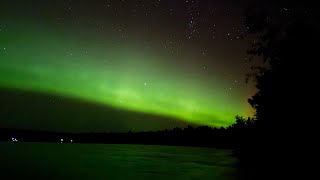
left=0, top=0, right=256, bottom=132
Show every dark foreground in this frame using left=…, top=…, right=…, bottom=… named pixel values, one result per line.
left=0, top=142, right=237, bottom=180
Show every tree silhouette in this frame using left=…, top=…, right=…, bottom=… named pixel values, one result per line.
left=241, top=4, right=318, bottom=179
left=246, top=6, right=317, bottom=128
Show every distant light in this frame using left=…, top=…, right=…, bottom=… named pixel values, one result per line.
left=61, top=139, right=64, bottom=143
left=70, top=140, right=73, bottom=143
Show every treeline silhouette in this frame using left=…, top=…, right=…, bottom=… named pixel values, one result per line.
left=0, top=117, right=253, bottom=149
left=235, top=2, right=318, bottom=180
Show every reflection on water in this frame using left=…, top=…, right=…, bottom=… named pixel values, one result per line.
left=0, top=142, right=238, bottom=180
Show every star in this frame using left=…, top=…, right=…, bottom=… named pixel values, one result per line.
left=202, top=66, right=207, bottom=70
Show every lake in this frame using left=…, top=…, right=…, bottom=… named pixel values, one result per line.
left=0, top=142, right=238, bottom=180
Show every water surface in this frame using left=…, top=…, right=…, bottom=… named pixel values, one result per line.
left=0, top=142, right=237, bottom=180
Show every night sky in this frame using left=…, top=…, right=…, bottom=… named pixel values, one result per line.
left=0, top=0, right=256, bottom=132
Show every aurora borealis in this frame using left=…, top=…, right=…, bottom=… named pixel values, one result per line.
left=0, top=0, right=255, bottom=132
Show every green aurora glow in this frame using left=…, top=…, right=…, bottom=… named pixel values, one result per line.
left=0, top=3, right=254, bottom=130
